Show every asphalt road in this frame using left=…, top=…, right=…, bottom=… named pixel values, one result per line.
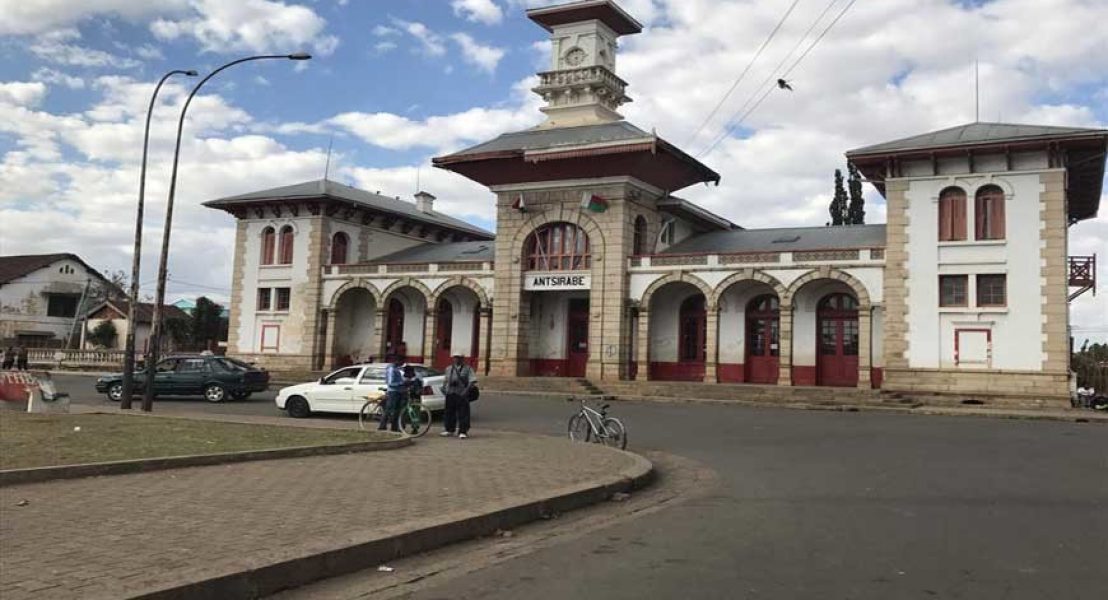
left=57, top=374, right=1108, bottom=599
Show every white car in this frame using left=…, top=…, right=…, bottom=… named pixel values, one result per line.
left=276, top=363, right=445, bottom=418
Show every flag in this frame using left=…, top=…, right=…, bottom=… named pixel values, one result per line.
left=580, top=192, right=608, bottom=213
left=511, top=193, right=526, bottom=212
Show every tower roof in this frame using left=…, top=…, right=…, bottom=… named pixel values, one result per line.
left=527, top=0, right=642, bottom=35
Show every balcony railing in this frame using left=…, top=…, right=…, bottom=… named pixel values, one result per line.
left=26, top=348, right=126, bottom=368
left=535, top=66, right=627, bottom=94
left=629, top=248, right=884, bottom=269
left=326, top=262, right=494, bottom=276
left=1069, top=255, right=1096, bottom=302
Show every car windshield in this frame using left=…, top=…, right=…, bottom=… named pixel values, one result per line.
left=322, top=367, right=362, bottom=384
left=215, top=357, right=254, bottom=371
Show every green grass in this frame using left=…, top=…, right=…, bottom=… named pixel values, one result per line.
left=0, top=412, right=385, bottom=470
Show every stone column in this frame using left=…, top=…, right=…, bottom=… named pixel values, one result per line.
left=778, top=306, right=793, bottom=386
left=479, top=307, right=492, bottom=375
left=375, top=309, right=387, bottom=361
left=423, top=311, right=437, bottom=366
left=635, top=309, right=650, bottom=381
left=322, top=309, right=337, bottom=370
left=857, top=306, right=872, bottom=389
left=704, top=304, right=720, bottom=383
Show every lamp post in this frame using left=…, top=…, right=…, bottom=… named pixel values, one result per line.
left=142, top=53, right=311, bottom=412
left=120, top=69, right=197, bottom=411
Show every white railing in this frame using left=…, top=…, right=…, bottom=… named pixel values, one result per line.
left=27, top=349, right=126, bottom=368
left=325, top=262, right=495, bottom=276
left=629, top=248, right=884, bottom=269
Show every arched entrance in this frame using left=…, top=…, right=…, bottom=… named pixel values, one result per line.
left=679, top=295, right=707, bottom=365
left=386, top=298, right=405, bottom=359
left=381, top=284, right=429, bottom=363
left=523, top=222, right=592, bottom=378
left=816, top=293, right=859, bottom=387
left=332, top=287, right=376, bottom=368
left=745, top=294, right=780, bottom=383
left=431, top=285, right=483, bottom=370
left=434, top=299, right=453, bottom=368
left=647, top=281, right=708, bottom=381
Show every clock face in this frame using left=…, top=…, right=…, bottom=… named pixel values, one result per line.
left=564, top=47, right=586, bottom=67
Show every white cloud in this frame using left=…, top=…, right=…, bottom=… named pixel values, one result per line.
left=0, top=0, right=189, bottom=35
left=327, top=101, right=539, bottom=152
left=391, top=18, right=446, bottom=57
left=29, top=28, right=142, bottom=69
left=372, top=24, right=400, bottom=37
left=451, top=0, right=504, bottom=25
left=150, top=0, right=339, bottom=56
left=134, top=44, right=165, bottom=61
left=0, top=82, right=48, bottom=107
left=450, top=33, right=506, bottom=73
left=31, top=68, right=86, bottom=89
left=373, top=41, right=398, bottom=54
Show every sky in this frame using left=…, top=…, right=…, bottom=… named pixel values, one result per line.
left=0, top=0, right=1105, bottom=342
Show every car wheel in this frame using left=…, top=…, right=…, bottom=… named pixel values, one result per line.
left=203, top=383, right=227, bottom=403
left=107, top=383, right=124, bottom=402
left=286, top=396, right=311, bottom=418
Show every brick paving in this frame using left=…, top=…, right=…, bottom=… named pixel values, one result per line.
left=0, top=430, right=639, bottom=599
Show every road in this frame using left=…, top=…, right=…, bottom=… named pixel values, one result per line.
left=58, top=374, right=1108, bottom=599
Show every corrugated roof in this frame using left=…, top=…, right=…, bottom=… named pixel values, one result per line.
left=442, top=121, right=652, bottom=158
left=0, top=253, right=107, bottom=285
left=661, top=225, right=886, bottom=254
left=847, top=122, right=1107, bottom=156
left=370, top=241, right=495, bottom=264
left=203, top=179, right=493, bottom=239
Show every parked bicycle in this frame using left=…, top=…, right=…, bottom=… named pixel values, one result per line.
left=359, top=388, right=433, bottom=437
left=567, top=397, right=627, bottom=450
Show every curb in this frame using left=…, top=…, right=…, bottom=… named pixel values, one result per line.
left=134, top=448, right=653, bottom=600
left=0, top=436, right=411, bottom=487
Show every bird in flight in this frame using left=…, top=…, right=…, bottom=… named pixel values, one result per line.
left=777, top=79, right=793, bottom=91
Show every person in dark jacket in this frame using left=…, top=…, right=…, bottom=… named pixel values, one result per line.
left=14, top=345, right=28, bottom=371
left=1, top=346, right=13, bottom=370
left=440, top=354, right=477, bottom=439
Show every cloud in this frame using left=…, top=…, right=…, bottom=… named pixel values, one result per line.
left=372, top=24, right=400, bottom=37
left=28, top=28, right=142, bottom=69
left=0, top=0, right=189, bottom=35
left=451, top=0, right=504, bottom=25
left=0, top=82, right=48, bottom=107
left=450, top=33, right=506, bottom=73
left=373, top=41, right=398, bottom=55
left=390, top=18, right=446, bottom=57
left=31, top=68, right=86, bottom=89
left=150, top=0, right=339, bottom=56
left=134, top=44, right=165, bottom=61
left=327, top=101, right=539, bottom=152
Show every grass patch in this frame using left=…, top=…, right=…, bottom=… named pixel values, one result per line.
left=0, top=412, right=386, bottom=470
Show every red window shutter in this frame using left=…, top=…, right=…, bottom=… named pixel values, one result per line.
left=939, top=197, right=951, bottom=241
left=953, top=194, right=966, bottom=240
left=990, top=195, right=1005, bottom=239
left=261, top=229, right=275, bottom=265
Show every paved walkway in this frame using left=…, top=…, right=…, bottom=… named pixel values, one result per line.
left=0, top=428, right=643, bottom=599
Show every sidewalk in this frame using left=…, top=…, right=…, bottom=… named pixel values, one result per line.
left=0, top=426, right=650, bottom=599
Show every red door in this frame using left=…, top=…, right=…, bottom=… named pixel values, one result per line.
left=386, top=298, right=405, bottom=359
left=745, top=295, right=780, bottom=384
left=676, top=294, right=707, bottom=381
left=566, top=298, right=589, bottom=377
left=433, top=299, right=453, bottom=369
left=817, top=294, right=859, bottom=387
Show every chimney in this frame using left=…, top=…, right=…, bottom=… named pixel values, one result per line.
left=414, top=191, right=436, bottom=212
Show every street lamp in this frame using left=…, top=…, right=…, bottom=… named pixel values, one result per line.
left=142, top=53, right=311, bottom=412
left=120, top=69, right=198, bottom=411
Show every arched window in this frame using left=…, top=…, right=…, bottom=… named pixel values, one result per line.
left=633, top=216, right=648, bottom=255
left=938, top=186, right=966, bottom=242
left=330, top=232, right=349, bottom=265
left=524, top=222, right=590, bottom=271
left=818, top=293, right=859, bottom=312
left=975, top=185, right=1005, bottom=240
left=278, top=225, right=294, bottom=265
left=260, top=227, right=276, bottom=265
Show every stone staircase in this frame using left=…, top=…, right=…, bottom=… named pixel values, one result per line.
left=879, top=389, right=1067, bottom=410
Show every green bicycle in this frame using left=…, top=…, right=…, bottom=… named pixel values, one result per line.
left=358, top=388, right=433, bottom=437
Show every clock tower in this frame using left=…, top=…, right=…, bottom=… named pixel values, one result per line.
left=528, top=0, right=642, bottom=128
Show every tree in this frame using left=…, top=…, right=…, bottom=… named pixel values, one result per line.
left=190, top=297, right=226, bottom=351
left=847, top=163, right=866, bottom=225
left=87, top=321, right=118, bottom=349
left=829, top=169, right=848, bottom=226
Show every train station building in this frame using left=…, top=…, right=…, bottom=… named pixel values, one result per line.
left=204, top=0, right=1105, bottom=406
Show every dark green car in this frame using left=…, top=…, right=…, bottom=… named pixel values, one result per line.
left=96, top=355, right=270, bottom=403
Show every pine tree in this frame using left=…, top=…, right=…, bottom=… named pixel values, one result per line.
left=830, top=169, right=848, bottom=226
left=847, top=163, right=866, bottom=225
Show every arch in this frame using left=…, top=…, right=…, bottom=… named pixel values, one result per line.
left=640, top=272, right=715, bottom=310
left=816, top=292, right=860, bottom=387
left=277, top=225, right=294, bottom=265
left=783, top=267, right=871, bottom=310
left=429, top=276, right=490, bottom=308
left=633, top=215, right=649, bottom=255
left=260, top=226, right=276, bottom=265
left=330, top=231, right=349, bottom=265
left=523, top=222, right=591, bottom=271
left=326, top=279, right=382, bottom=309
left=938, top=186, right=967, bottom=242
left=509, top=208, right=606, bottom=265
left=974, top=184, right=1005, bottom=240
left=710, top=269, right=788, bottom=308
left=380, top=277, right=434, bottom=306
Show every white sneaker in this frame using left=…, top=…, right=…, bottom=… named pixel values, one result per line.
left=440, top=431, right=454, bottom=437
left=458, top=433, right=468, bottom=439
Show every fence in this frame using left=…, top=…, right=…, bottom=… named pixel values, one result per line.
left=26, top=349, right=126, bottom=369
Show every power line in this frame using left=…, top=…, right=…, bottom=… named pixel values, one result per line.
left=698, top=0, right=858, bottom=159
left=684, top=0, right=803, bottom=148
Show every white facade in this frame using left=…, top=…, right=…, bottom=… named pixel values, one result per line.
left=0, top=256, right=107, bottom=348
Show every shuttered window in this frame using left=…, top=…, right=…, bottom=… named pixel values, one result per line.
left=938, top=187, right=967, bottom=241
left=975, top=185, right=1005, bottom=240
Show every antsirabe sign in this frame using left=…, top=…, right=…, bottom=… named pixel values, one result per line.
left=523, top=272, right=591, bottom=291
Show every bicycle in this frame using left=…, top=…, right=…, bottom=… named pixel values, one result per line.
left=567, top=397, right=627, bottom=450
left=359, top=387, right=433, bottom=437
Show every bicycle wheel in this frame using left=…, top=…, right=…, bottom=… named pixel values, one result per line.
left=400, top=404, right=433, bottom=437
left=358, top=401, right=383, bottom=431
left=600, top=417, right=627, bottom=450
left=568, top=413, right=591, bottom=443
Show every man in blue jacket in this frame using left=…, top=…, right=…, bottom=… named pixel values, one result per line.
left=378, top=353, right=406, bottom=432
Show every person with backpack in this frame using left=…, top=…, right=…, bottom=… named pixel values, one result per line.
left=440, top=354, right=477, bottom=439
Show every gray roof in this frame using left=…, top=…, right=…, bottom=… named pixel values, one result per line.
left=443, top=121, right=652, bottom=158
left=847, top=122, right=1108, bottom=156
left=662, top=225, right=886, bottom=255
left=371, top=241, right=495, bottom=264
left=204, top=179, right=493, bottom=239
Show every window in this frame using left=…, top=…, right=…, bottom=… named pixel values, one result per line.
left=177, top=359, right=209, bottom=373
left=46, top=293, right=79, bottom=317
left=359, top=367, right=387, bottom=383
left=632, top=216, right=648, bottom=255
left=275, top=287, right=291, bottom=312
left=938, top=187, right=967, bottom=241
left=660, top=220, right=675, bottom=245
left=524, top=222, right=590, bottom=271
left=260, top=227, right=276, bottom=265
left=257, top=288, right=272, bottom=311
left=939, top=275, right=968, bottom=307
left=324, top=366, right=363, bottom=384
left=976, top=274, right=1007, bottom=307
left=278, top=225, right=294, bottom=265
left=975, top=185, right=1005, bottom=240
left=330, top=232, right=349, bottom=265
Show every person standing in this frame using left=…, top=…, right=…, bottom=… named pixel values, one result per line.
left=0, top=347, right=12, bottom=370
left=378, top=354, right=406, bottom=432
left=440, top=354, right=477, bottom=439
left=14, top=345, right=28, bottom=371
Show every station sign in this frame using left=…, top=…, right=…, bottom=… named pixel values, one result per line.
left=523, top=272, right=591, bottom=291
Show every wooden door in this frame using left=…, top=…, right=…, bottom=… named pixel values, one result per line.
left=566, top=298, right=589, bottom=377
left=745, top=295, right=780, bottom=384
left=816, top=294, right=859, bottom=387
left=675, top=294, right=707, bottom=381
left=433, top=299, right=453, bottom=369
left=386, top=299, right=405, bottom=359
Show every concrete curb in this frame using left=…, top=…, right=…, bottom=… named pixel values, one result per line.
left=133, top=448, right=653, bottom=600
left=483, top=390, right=1108, bottom=424
left=0, top=436, right=411, bottom=487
